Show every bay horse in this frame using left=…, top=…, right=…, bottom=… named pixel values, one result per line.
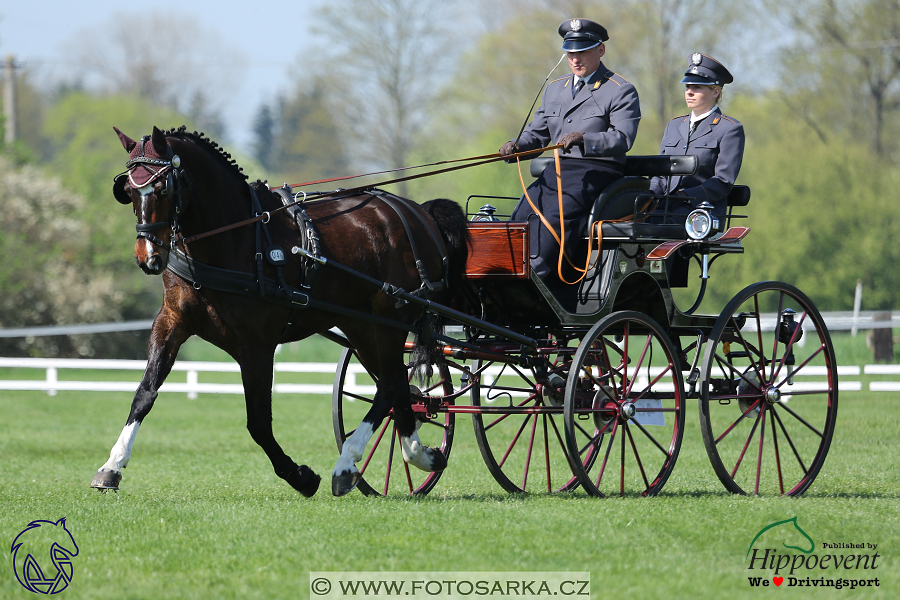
left=91, top=125, right=469, bottom=497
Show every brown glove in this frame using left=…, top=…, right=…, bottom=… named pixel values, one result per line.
left=559, top=132, right=584, bottom=153
left=499, top=141, right=518, bottom=157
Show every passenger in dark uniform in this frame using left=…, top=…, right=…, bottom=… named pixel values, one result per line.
left=499, top=18, right=641, bottom=286
left=649, top=54, right=744, bottom=221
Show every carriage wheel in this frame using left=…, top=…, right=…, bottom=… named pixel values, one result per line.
left=563, top=311, right=685, bottom=497
left=470, top=338, right=583, bottom=494
left=699, top=282, right=838, bottom=496
left=332, top=346, right=456, bottom=496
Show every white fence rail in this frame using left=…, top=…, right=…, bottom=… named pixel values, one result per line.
left=0, top=357, right=898, bottom=397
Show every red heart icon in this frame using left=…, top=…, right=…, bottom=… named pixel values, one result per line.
left=773, top=577, right=784, bottom=586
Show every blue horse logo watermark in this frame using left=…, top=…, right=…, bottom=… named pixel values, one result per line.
left=10, top=518, right=79, bottom=594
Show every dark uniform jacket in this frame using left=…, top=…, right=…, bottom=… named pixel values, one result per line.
left=509, top=63, right=640, bottom=285
left=649, top=107, right=744, bottom=216
left=514, top=62, right=641, bottom=168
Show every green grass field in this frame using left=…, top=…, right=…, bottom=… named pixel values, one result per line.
left=1, top=333, right=898, bottom=599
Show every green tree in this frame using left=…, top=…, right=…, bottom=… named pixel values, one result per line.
left=313, top=0, right=461, bottom=196
left=0, top=155, right=136, bottom=357
left=776, top=0, right=900, bottom=157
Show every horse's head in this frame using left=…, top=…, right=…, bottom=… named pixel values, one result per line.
left=112, top=126, right=189, bottom=274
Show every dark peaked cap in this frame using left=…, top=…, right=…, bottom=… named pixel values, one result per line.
left=681, top=53, right=734, bottom=85
left=558, top=18, right=608, bottom=52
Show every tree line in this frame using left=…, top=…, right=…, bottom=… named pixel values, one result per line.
left=1, top=0, right=898, bottom=357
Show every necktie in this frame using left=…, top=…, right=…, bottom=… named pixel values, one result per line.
left=572, top=78, right=584, bottom=98
left=689, top=120, right=698, bottom=137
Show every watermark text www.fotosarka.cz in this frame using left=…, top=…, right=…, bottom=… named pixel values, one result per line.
left=310, top=572, right=590, bottom=599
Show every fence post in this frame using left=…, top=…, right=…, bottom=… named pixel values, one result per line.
left=851, top=279, right=863, bottom=337
left=869, top=311, right=893, bottom=363
left=46, top=366, right=58, bottom=397
left=187, top=369, right=199, bottom=400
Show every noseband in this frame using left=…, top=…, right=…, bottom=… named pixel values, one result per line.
left=114, top=136, right=191, bottom=249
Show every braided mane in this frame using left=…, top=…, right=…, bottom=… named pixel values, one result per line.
left=163, top=125, right=248, bottom=181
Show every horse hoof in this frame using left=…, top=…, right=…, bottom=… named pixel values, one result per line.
left=332, top=471, right=360, bottom=497
left=430, top=450, right=448, bottom=472
left=279, top=464, right=321, bottom=498
left=90, top=469, right=122, bottom=490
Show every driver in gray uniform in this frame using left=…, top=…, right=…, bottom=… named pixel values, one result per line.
left=500, top=18, right=641, bottom=287
left=649, top=54, right=744, bottom=221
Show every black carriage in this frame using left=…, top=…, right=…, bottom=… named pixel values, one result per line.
left=332, top=154, right=838, bottom=498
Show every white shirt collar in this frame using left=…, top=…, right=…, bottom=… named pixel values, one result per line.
left=574, top=71, right=598, bottom=87
left=690, top=106, right=721, bottom=126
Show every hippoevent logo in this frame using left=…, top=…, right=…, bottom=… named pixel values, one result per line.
left=745, top=517, right=880, bottom=591
left=10, top=518, right=79, bottom=594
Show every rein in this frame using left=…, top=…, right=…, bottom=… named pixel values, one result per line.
left=177, top=145, right=561, bottom=247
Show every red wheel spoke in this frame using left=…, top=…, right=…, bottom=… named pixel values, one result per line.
left=382, top=424, right=397, bottom=496
left=484, top=395, right=538, bottom=431
left=714, top=398, right=763, bottom=445
left=577, top=418, right=615, bottom=457
left=360, top=418, right=392, bottom=475
left=594, top=419, right=619, bottom=489
left=777, top=401, right=826, bottom=438
left=521, top=410, right=539, bottom=489
left=620, top=422, right=626, bottom=496
left=772, top=412, right=784, bottom=495
left=730, top=410, right=762, bottom=479
left=344, top=391, right=375, bottom=404
left=498, top=414, right=533, bottom=469
left=755, top=406, right=766, bottom=494
left=626, top=423, right=650, bottom=490
left=771, top=407, right=809, bottom=475
left=629, top=417, right=672, bottom=456
left=543, top=414, right=552, bottom=492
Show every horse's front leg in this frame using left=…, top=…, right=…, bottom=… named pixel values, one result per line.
left=241, top=349, right=321, bottom=497
left=90, top=316, right=186, bottom=490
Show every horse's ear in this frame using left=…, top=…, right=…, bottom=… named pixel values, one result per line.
left=113, top=127, right=137, bottom=153
left=151, top=126, right=168, bottom=157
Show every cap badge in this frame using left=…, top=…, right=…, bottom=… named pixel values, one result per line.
left=691, top=53, right=703, bottom=65
left=571, top=19, right=582, bottom=32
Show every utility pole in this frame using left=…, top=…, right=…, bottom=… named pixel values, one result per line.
left=3, top=55, right=17, bottom=146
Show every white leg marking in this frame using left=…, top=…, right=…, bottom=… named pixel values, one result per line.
left=100, top=421, right=141, bottom=472
left=333, top=422, right=374, bottom=476
left=400, top=431, right=432, bottom=471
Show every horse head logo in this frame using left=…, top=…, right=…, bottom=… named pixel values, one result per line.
left=10, top=518, right=79, bottom=594
left=746, top=516, right=815, bottom=559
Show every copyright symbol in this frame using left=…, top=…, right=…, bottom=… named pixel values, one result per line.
left=311, top=577, right=332, bottom=595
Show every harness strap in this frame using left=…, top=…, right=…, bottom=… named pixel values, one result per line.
left=369, top=190, right=448, bottom=292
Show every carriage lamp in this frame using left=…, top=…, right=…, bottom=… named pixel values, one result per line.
left=684, top=201, right=720, bottom=240
left=472, top=204, right=500, bottom=222
left=777, top=308, right=801, bottom=385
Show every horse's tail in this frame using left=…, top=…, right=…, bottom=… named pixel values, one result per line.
left=422, top=198, right=470, bottom=290
left=411, top=199, right=470, bottom=383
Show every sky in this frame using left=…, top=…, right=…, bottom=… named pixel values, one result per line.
left=0, top=0, right=327, bottom=154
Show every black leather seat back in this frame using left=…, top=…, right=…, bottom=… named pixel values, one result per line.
left=586, top=176, right=651, bottom=231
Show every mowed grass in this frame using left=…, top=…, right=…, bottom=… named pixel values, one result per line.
left=1, top=334, right=899, bottom=599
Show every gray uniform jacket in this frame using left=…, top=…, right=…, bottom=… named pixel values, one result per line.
left=514, top=62, right=641, bottom=167
left=649, top=108, right=744, bottom=215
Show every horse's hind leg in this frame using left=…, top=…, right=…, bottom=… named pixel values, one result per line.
left=91, top=317, right=186, bottom=490
left=240, top=349, right=321, bottom=497
left=331, top=335, right=446, bottom=496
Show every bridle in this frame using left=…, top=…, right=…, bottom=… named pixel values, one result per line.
left=113, top=136, right=191, bottom=250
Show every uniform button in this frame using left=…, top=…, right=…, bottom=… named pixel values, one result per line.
left=683, top=145, right=688, bottom=150
left=567, top=118, right=572, bottom=123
